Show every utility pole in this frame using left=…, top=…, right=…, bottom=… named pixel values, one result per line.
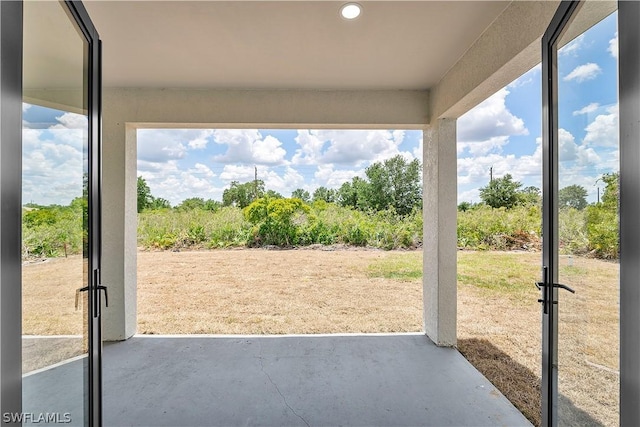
left=489, top=166, right=493, bottom=183
left=254, top=166, right=258, bottom=201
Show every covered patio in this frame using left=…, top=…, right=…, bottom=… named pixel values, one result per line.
left=25, top=334, right=529, bottom=426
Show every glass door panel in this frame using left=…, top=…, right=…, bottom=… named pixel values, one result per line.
left=543, top=1, right=619, bottom=426
left=22, top=1, right=90, bottom=425
left=556, top=5, right=619, bottom=426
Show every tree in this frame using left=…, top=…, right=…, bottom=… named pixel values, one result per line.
left=312, top=186, right=336, bottom=203
left=518, top=186, right=541, bottom=206
left=479, top=174, right=522, bottom=209
left=291, top=188, right=311, bottom=203
left=222, top=180, right=265, bottom=208
left=137, top=176, right=154, bottom=213
left=265, top=190, right=283, bottom=199
left=559, top=185, right=588, bottom=210
left=458, top=201, right=472, bottom=212
left=176, top=197, right=205, bottom=210
left=584, top=172, right=619, bottom=259
left=337, top=177, right=368, bottom=209
left=363, top=155, right=422, bottom=216
left=203, top=199, right=222, bottom=211
left=600, top=172, right=619, bottom=207
left=150, top=197, right=171, bottom=210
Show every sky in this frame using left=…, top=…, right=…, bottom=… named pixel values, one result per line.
left=22, top=12, right=618, bottom=208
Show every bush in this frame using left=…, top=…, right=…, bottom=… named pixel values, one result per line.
left=22, top=205, right=84, bottom=258
left=558, top=207, right=589, bottom=254
left=457, top=205, right=541, bottom=250
left=585, top=204, right=618, bottom=259
left=244, top=197, right=310, bottom=246
left=137, top=207, right=251, bottom=249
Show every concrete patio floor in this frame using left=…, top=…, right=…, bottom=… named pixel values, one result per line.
left=25, top=333, right=531, bottom=426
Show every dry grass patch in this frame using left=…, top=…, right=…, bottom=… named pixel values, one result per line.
left=22, top=256, right=86, bottom=335
left=22, top=249, right=619, bottom=426
left=137, top=248, right=423, bottom=334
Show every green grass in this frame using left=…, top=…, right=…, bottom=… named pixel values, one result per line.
left=368, top=251, right=540, bottom=298
left=367, top=252, right=422, bottom=280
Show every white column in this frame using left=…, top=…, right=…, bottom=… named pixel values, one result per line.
left=423, top=118, right=457, bottom=347
left=102, top=112, right=137, bottom=341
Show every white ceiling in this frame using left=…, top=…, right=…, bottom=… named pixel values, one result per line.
left=84, top=1, right=510, bottom=90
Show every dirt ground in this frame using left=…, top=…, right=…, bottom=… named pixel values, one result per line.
left=22, top=248, right=619, bottom=427
left=137, top=248, right=423, bottom=335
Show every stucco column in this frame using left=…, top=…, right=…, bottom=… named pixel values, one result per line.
left=423, top=118, right=457, bottom=347
left=102, top=105, right=137, bottom=341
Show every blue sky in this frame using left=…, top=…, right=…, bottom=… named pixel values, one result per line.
left=22, top=12, right=618, bottom=207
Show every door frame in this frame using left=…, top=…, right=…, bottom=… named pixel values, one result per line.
left=542, top=1, right=640, bottom=426
left=618, top=1, right=640, bottom=424
left=540, top=3, right=580, bottom=425
left=0, top=1, right=103, bottom=424
left=65, top=2, right=104, bottom=424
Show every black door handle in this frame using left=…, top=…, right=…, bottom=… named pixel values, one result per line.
left=75, top=286, right=89, bottom=310
left=97, top=285, right=108, bottom=307
left=75, top=285, right=108, bottom=310
left=535, top=282, right=576, bottom=293
left=536, top=277, right=575, bottom=314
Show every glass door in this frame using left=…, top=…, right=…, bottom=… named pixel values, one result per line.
left=541, top=1, right=619, bottom=426
left=21, top=1, right=102, bottom=425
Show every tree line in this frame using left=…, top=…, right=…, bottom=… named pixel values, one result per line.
left=137, top=154, right=422, bottom=217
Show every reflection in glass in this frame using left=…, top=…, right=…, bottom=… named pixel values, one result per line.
left=22, top=1, right=89, bottom=425
left=556, top=4, right=619, bottom=426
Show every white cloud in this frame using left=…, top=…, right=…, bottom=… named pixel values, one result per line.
left=573, top=102, right=600, bottom=116
left=219, top=164, right=256, bottom=182
left=138, top=160, right=223, bottom=205
left=559, top=34, right=585, bottom=56
left=583, top=105, right=619, bottom=148
left=457, top=135, right=544, bottom=203
left=262, top=167, right=305, bottom=195
left=187, top=130, right=214, bottom=150
left=412, top=134, right=423, bottom=161
left=563, top=63, right=602, bottom=83
left=253, top=135, right=288, bottom=164
left=291, top=130, right=326, bottom=165
left=22, top=132, right=84, bottom=205
left=314, top=164, right=365, bottom=189
left=292, top=129, right=408, bottom=166
left=137, top=129, right=189, bottom=163
left=212, top=129, right=286, bottom=165
left=609, top=32, right=618, bottom=59
left=22, top=112, right=92, bottom=205
left=50, top=112, right=87, bottom=130
left=558, top=128, right=602, bottom=165
left=457, top=88, right=528, bottom=155
left=458, top=136, right=510, bottom=157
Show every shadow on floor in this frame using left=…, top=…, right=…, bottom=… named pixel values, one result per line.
left=458, top=338, right=605, bottom=427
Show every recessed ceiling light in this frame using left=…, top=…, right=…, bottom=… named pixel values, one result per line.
left=340, top=3, right=362, bottom=20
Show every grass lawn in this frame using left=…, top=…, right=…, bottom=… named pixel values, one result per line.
left=22, top=249, right=619, bottom=426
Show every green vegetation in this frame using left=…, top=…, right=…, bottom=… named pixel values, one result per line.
left=479, top=174, right=526, bottom=209
left=367, top=252, right=422, bottom=280
left=137, top=200, right=423, bottom=250
left=23, top=165, right=620, bottom=259
left=367, top=250, right=539, bottom=296
left=22, top=198, right=86, bottom=258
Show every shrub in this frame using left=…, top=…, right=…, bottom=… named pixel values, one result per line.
left=244, top=197, right=310, bottom=246
left=457, top=205, right=541, bottom=250
left=585, top=204, right=618, bottom=259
